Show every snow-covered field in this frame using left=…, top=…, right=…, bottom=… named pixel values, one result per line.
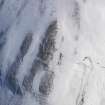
left=0, top=0, right=105, bottom=105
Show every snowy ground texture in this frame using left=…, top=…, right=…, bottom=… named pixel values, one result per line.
left=0, top=0, right=105, bottom=105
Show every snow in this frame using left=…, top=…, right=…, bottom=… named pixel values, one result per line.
left=0, top=0, right=105, bottom=105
